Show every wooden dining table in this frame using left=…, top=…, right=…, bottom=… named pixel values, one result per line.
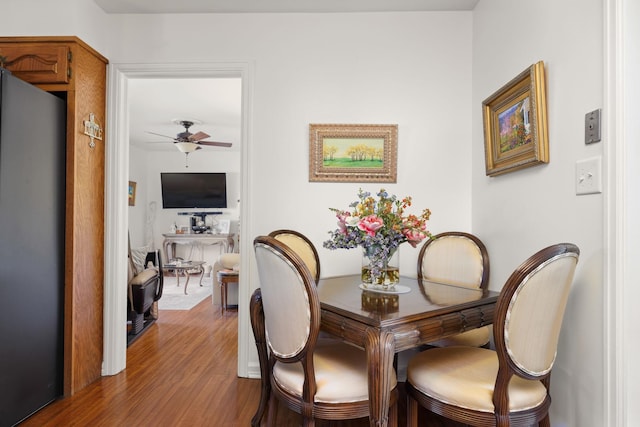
left=316, top=275, right=499, bottom=427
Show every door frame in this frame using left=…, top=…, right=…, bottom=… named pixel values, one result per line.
left=103, top=62, right=253, bottom=377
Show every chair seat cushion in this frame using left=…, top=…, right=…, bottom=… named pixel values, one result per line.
left=217, top=269, right=239, bottom=277
left=273, top=340, right=397, bottom=404
left=427, top=326, right=490, bottom=348
left=407, top=346, right=547, bottom=413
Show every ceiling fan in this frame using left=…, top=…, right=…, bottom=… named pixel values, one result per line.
left=147, top=119, right=233, bottom=167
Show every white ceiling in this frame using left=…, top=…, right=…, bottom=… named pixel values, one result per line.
left=128, top=78, right=242, bottom=153
left=94, top=0, right=479, bottom=14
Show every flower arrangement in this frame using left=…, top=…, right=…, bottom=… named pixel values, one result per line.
left=323, top=188, right=432, bottom=285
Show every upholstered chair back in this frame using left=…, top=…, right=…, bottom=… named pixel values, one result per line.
left=496, top=245, right=579, bottom=376
left=251, top=235, right=398, bottom=426
left=268, top=229, right=321, bottom=282
left=254, top=236, right=319, bottom=359
left=418, top=232, right=489, bottom=290
left=405, top=243, right=579, bottom=427
left=416, top=231, right=490, bottom=348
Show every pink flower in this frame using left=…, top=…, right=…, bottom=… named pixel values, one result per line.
left=403, top=229, right=427, bottom=247
left=336, top=211, right=351, bottom=234
left=358, top=215, right=384, bottom=237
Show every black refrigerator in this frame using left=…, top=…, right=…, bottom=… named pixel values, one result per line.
left=0, top=68, right=66, bottom=426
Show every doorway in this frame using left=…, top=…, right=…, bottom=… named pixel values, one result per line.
left=104, top=62, right=252, bottom=378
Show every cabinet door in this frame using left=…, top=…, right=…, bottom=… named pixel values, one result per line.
left=0, top=44, right=70, bottom=84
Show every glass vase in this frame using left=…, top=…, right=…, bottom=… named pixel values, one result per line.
left=361, top=246, right=400, bottom=289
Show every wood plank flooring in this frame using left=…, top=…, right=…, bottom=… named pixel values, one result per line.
left=19, top=292, right=466, bottom=426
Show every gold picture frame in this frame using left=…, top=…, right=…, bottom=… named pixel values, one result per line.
left=309, top=124, right=398, bottom=183
left=482, top=61, right=549, bottom=177
left=128, top=181, right=137, bottom=206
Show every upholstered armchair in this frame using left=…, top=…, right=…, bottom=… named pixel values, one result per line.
left=417, top=231, right=491, bottom=347
left=406, top=243, right=580, bottom=427
left=127, top=247, right=163, bottom=342
left=250, top=236, right=398, bottom=426
left=268, top=229, right=321, bottom=282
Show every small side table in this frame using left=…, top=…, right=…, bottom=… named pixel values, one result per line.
left=217, top=269, right=239, bottom=314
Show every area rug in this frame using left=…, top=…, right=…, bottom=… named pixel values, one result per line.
left=158, top=275, right=213, bottom=311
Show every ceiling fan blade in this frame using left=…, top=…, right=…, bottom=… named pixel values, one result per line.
left=189, top=131, right=210, bottom=141
left=198, top=140, right=233, bottom=148
left=146, top=131, right=175, bottom=139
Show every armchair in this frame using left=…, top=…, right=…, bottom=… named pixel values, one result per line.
left=127, top=247, right=164, bottom=344
left=406, top=243, right=580, bottom=426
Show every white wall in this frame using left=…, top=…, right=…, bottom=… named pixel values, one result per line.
left=128, top=148, right=241, bottom=256
left=110, top=11, right=475, bottom=277
left=128, top=145, right=148, bottom=247
left=472, top=0, right=604, bottom=425
left=0, top=0, right=113, bottom=55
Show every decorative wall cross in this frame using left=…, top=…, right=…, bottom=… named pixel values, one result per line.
left=83, top=112, right=103, bottom=148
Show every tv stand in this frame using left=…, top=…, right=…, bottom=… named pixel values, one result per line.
left=177, top=211, right=223, bottom=216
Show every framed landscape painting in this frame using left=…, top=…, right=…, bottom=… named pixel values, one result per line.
left=482, top=61, right=549, bottom=177
left=309, top=124, right=398, bottom=183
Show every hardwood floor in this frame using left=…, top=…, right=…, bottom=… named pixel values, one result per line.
left=19, top=293, right=466, bottom=426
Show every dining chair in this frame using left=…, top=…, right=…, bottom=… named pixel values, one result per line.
left=406, top=243, right=580, bottom=427
left=250, top=235, right=398, bottom=426
left=268, top=229, right=321, bottom=282
left=417, top=231, right=491, bottom=347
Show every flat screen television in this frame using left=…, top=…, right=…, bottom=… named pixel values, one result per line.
left=160, top=172, right=227, bottom=209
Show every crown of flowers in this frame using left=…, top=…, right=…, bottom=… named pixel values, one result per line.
left=323, top=188, right=432, bottom=252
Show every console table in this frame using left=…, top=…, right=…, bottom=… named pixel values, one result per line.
left=162, top=233, right=234, bottom=262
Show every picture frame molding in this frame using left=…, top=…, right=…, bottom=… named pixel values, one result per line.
left=309, top=123, right=398, bottom=183
left=482, top=61, right=549, bottom=177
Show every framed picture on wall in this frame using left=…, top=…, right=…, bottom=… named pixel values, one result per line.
left=309, top=124, right=398, bottom=183
left=128, top=181, right=137, bottom=206
left=215, top=219, right=231, bottom=234
left=482, top=61, right=549, bottom=177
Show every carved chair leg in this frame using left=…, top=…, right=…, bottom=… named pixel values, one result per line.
left=388, top=397, right=398, bottom=427
left=266, top=392, right=278, bottom=426
left=407, top=393, right=419, bottom=427
left=250, top=289, right=270, bottom=427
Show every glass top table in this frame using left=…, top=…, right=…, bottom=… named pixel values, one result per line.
left=162, top=260, right=205, bottom=295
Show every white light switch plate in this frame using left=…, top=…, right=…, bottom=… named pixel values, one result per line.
left=576, top=156, right=602, bottom=195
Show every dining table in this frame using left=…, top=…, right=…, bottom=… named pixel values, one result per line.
left=316, top=274, right=499, bottom=427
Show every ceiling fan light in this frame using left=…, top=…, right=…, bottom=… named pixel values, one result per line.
left=175, top=142, right=200, bottom=153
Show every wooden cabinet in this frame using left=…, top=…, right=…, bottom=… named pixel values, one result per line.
left=0, top=36, right=107, bottom=396
left=0, top=44, right=70, bottom=84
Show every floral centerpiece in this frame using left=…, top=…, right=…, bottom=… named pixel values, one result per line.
left=323, top=188, right=432, bottom=288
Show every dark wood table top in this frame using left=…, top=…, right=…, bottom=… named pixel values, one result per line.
left=317, top=274, right=499, bottom=351
left=318, top=274, right=498, bottom=324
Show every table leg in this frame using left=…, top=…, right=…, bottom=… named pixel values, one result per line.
left=184, top=271, right=191, bottom=295
left=365, top=328, right=396, bottom=427
left=220, top=281, right=226, bottom=314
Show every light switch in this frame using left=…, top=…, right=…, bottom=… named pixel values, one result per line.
left=576, top=156, right=602, bottom=195
left=585, top=109, right=601, bottom=144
